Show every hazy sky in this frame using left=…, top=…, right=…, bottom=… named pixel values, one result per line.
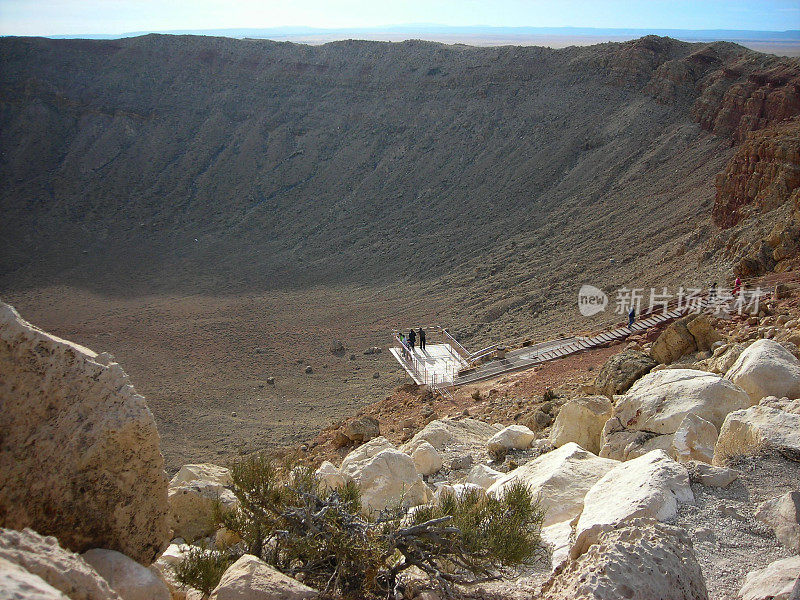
left=1, top=0, right=798, bottom=36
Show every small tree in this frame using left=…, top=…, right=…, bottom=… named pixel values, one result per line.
left=197, top=453, right=543, bottom=598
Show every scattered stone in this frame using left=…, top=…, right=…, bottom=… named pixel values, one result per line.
left=672, top=413, right=718, bottom=464
left=572, top=450, right=693, bottom=558
left=725, top=338, right=800, bottom=404
left=0, top=302, right=169, bottom=564
left=465, top=464, right=504, bottom=489
left=714, top=405, right=800, bottom=464
left=550, top=395, right=612, bottom=454
left=304, top=365, right=313, bottom=374
left=687, top=462, right=738, bottom=487
left=448, top=454, right=474, bottom=471
left=0, top=528, right=122, bottom=600
left=373, top=372, right=380, bottom=378
left=343, top=415, right=380, bottom=443
left=542, top=519, right=708, bottom=600
left=329, top=340, right=345, bottom=355
left=410, top=441, right=443, bottom=476
left=82, top=548, right=170, bottom=600
left=755, top=491, right=800, bottom=552
left=209, top=554, right=317, bottom=600
left=594, top=349, right=657, bottom=397
left=739, top=556, right=800, bottom=600
left=487, top=424, right=536, bottom=459
left=266, top=376, right=275, bottom=385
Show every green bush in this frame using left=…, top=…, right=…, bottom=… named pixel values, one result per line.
left=173, top=545, right=234, bottom=596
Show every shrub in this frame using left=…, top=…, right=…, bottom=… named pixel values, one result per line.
left=173, top=545, right=234, bottom=596
left=212, top=454, right=544, bottom=598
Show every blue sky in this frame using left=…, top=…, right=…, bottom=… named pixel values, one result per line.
left=1, top=0, right=798, bottom=36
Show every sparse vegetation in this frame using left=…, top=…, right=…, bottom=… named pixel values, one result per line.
left=173, top=545, right=235, bottom=596
left=207, top=453, right=543, bottom=598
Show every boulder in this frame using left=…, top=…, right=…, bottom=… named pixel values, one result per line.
left=151, top=544, right=205, bottom=600
left=340, top=444, right=430, bottom=514
left=572, top=450, right=693, bottom=558
left=410, top=441, right=442, bottom=476
left=549, top=396, right=612, bottom=454
left=672, top=413, right=718, bottom=464
left=465, top=464, right=504, bottom=490
left=343, top=415, right=380, bottom=443
left=599, top=428, right=674, bottom=462
left=168, top=481, right=238, bottom=542
left=487, top=443, right=618, bottom=528
left=686, top=314, right=723, bottom=352
left=169, top=464, right=232, bottom=489
left=487, top=425, right=535, bottom=458
left=0, top=528, right=122, bottom=600
left=541, top=519, right=708, bottom=600
left=760, top=395, right=800, bottom=415
left=541, top=521, right=574, bottom=571
left=687, top=462, right=738, bottom=487
left=0, top=556, right=70, bottom=600
left=0, top=302, right=169, bottom=564
left=755, top=491, right=800, bottom=552
left=314, top=461, right=346, bottom=492
left=209, top=554, right=317, bottom=600
left=340, top=436, right=394, bottom=476
left=739, top=556, right=800, bottom=600
left=714, top=405, right=800, bottom=464
left=81, top=549, right=169, bottom=600
left=594, top=349, right=657, bottom=397
left=651, top=315, right=699, bottom=364
left=402, top=418, right=499, bottom=453
left=725, top=338, right=800, bottom=403
left=704, top=342, right=748, bottom=374
left=610, top=369, right=750, bottom=434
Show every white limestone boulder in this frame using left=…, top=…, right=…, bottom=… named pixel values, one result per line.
left=0, top=528, right=122, bottom=600
left=541, top=521, right=574, bottom=571
left=0, top=557, right=70, bottom=600
left=755, top=491, right=800, bottom=552
left=465, top=464, right=504, bottom=490
left=572, top=450, right=693, bottom=558
left=487, top=424, right=535, bottom=456
left=340, top=436, right=394, bottom=475
left=410, top=441, right=442, bottom=476
left=713, top=405, right=800, bottom=464
left=82, top=548, right=169, bottom=600
left=725, top=338, right=800, bottom=403
left=542, top=519, right=708, bottom=600
left=739, top=556, right=800, bottom=600
left=340, top=443, right=430, bottom=514
left=487, top=442, right=618, bottom=527
left=314, top=461, right=346, bottom=492
left=687, top=462, right=738, bottom=488
left=599, top=428, right=675, bottom=462
left=401, top=418, right=499, bottom=455
left=549, top=396, right=612, bottom=454
left=169, top=464, right=232, bottom=488
left=0, top=302, right=170, bottom=564
left=209, top=554, right=317, bottom=600
left=671, top=413, right=718, bottom=464
left=168, top=481, right=238, bottom=543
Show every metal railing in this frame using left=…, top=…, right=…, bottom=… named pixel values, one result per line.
left=391, top=326, right=464, bottom=399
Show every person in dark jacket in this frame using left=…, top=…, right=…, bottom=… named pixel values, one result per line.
left=628, top=306, right=636, bottom=327
left=408, top=328, right=416, bottom=352
left=419, top=327, right=426, bottom=351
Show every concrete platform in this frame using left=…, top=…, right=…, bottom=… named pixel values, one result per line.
left=389, top=343, right=465, bottom=387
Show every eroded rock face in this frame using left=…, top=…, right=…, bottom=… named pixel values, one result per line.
left=209, top=554, right=317, bottom=600
left=572, top=450, right=693, bottom=558
left=82, top=549, right=169, bottom=600
left=739, top=555, right=800, bottom=600
left=714, top=405, right=800, bottom=464
left=672, top=413, right=718, bottom=464
left=594, top=349, right=657, bottom=397
left=651, top=315, right=700, bottom=364
left=0, top=556, right=70, bottom=600
left=0, top=302, right=169, bottom=564
left=0, top=528, right=122, bottom=600
left=725, top=338, right=800, bottom=404
left=542, top=518, right=708, bottom=600
left=550, top=396, right=612, bottom=455
left=487, top=442, right=618, bottom=528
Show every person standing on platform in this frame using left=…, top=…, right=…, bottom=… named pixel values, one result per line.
left=408, top=328, right=416, bottom=352
left=419, top=327, right=426, bottom=351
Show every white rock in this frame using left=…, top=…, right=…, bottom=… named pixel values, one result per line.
left=755, top=491, right=800, bottom=552
left=168, top=481, right=238, bottom=542
left=541, top=521, right=574, bottom=571
left=82, top=548, right=169, bottom=600
left=687, top=462, right=738, bottom=487
left=760, top=395, right=800, bottom=415
left=672, top=413, right=718, bottom=464
left=487, top=442, right=618, bottom=527
left=0, top=302, right=170, bottom=563
left=340, top=436, right=394, bottom=476
left=210, top=554, right=317, bottom=600
left=739, top=555, right=800, bottom=600
left=549, top=396, right=612, bottom=454
left=0, top=557, right=70, bottom=600
left=0, top=528, right=122, bottom=600
left=714, top=405, right=800, bottom=465
left=599, top=428, right=675, bottom=462
left=340, top=446, right=430, bottom=514
left=402, top=418, right=499, bottom=453
left=572, top=450, right=693, bottom=558
left=465, top=464, right=504, bottom=490
left=314, top=461, right=346, bottom=492
left=726, top=338, right=800, bottom=403
left=169, top=464, right=232, bottom=488
left=612, top=368, right=751, bottom=434
left=487, top=425, right=536, bottom=456
left=542, top=519, right=708, bottom=600
left=411, top=441, right=443, bottom=476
